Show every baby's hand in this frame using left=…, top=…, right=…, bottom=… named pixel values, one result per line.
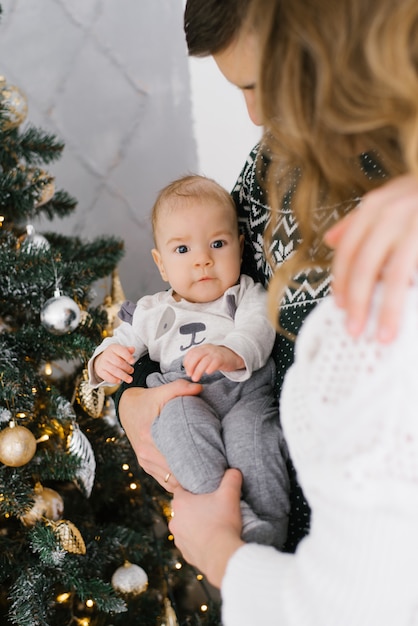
left=94, top=345, right=135, bottom=384
left=183, top=344, right=244, bottom=382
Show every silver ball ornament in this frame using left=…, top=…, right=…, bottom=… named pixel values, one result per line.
left=40, top=289, right=81, bottom=335
left=19, top=224, right=50, bottom=252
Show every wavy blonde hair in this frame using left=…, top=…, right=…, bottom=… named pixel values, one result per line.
left=248, top=0, right=418, bottom=325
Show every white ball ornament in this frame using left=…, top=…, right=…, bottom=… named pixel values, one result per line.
left=40, top=289, right=81, bottom=335
left=111, top=561, right=148, bottom=596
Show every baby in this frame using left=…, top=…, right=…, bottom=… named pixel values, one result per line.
left=89, top=174, right=290, bottom=547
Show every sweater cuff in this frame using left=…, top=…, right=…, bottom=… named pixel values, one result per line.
left=221, top=543, right=287, bottom=626
left=113, top=353, right=160, bottom=420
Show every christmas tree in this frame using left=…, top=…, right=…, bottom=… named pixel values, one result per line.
left=0, top=54, right=220, bottom=626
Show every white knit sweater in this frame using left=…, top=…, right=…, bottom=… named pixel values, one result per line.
left=222, top=283, right=418, bottom=626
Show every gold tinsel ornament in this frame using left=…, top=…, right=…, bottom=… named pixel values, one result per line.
left=163, top=597, right=179, bottom=626
left=75, top=369, right=105, bottom=418
left=49, top=519, right=86, bottom=555
left=101, top=269, right=126, bottom=338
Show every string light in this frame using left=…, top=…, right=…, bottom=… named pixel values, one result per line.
left=122, top=463, right=129, bottom=471
left=85, top=599, right=94, bottom=608
left=36, top=434, right=49, bottom=443
left=174, top=562, right=182, bottom=570
left=201, top=604, right=208, bottom=612
left=44, top=362, right=52, bottom=376
left=129, top=482, right=138, bottom=490
left=56, top=592, right=71, bottom=603
left=196, top=574, right=204, bottom=581
left=0, top=215, right=4, bottom=227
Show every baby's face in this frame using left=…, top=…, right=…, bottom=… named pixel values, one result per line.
left=152, top=197, right=243, bottom=303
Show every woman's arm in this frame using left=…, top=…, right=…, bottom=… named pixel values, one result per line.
left=169, top=469, right=245, bottom=587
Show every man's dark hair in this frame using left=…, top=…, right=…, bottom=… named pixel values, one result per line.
left=184, top=0, right=251, bottom=57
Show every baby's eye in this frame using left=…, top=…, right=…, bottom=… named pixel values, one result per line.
left=211, top=240, right=225, bottom=249
left=175, top=245, right=189, bottom=254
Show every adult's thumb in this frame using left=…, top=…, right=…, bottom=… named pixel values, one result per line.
left=221, top=468, right=243, bottom=496
left=160, top=378, right=202, bottom=402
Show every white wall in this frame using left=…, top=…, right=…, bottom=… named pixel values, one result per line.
left=181, top=0, right=260, bottom=191
left=0, top=0, right=260, bottom=300
left=188, top=54, right=261, bottom=191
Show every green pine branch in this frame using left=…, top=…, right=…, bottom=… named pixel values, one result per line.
left=33, top=189, right=77, bottom=221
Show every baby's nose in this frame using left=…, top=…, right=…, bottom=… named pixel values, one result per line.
left=194, top=251, right=213, bottom=266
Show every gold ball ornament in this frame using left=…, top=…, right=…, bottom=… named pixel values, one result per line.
left=34, top=174, right=55, bottom=208
left=103, top=382, right=121, bottom=396
left=111, top=561, right=148, bottom=596
left=0, top=423, right=37, bottom=467
left=20, top=482, right=64, bottom=527
left=75, top=369, right=105, bottom=418
left=25, top=168, right=55, bottom=208
left=0, top=77, right=28, bottom=130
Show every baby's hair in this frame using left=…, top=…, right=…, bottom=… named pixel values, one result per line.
left=151, top=174, right=237, bottom=244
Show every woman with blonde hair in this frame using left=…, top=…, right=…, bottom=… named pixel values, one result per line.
left=169, top=1, right=418, bottom=624
left=254, top=0, right=418, bottom=332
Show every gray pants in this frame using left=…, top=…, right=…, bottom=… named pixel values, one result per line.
left=148, top=358, right=290, bottom=544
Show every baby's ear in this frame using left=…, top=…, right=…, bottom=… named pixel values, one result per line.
left=239, top=233, right=244, bottom=255
left=151, top=248, right=168, bottom=282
